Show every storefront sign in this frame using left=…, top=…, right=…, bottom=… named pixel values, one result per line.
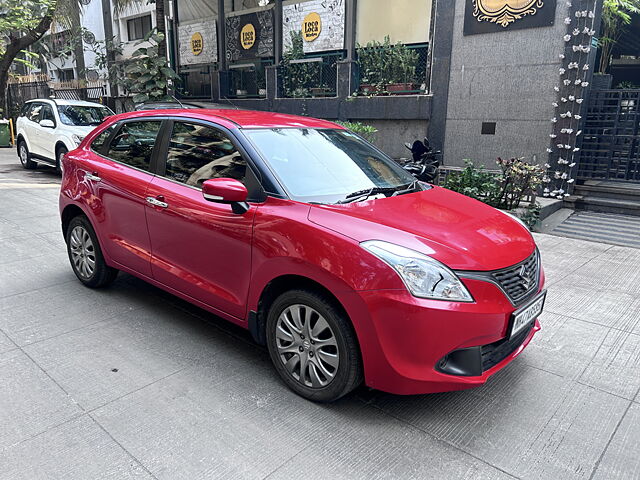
left=178, top=19, right=217, bottom=65
left=226, top=9, right=274, bottom=61
left=241, top=23, right=256, bottom=49
left=283, top=0, right=344, bottom=53
left=464, top=0, right=557, bottom=35
left=191, top=32, right=203, bottom=55
left=302, top=12, right=322, bottom=42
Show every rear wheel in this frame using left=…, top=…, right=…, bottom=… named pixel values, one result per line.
left=56, top=146, right=68, bottom=175
left=18, top=141, right=37, bottom=170
left=66, top=215, right=118, bottom=288
left=266, top=289, right=363, bottom=402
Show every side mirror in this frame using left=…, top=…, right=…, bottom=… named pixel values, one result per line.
left=202, top=178, right=249, bottom=214
left=40, top=119, right=55, bottom=128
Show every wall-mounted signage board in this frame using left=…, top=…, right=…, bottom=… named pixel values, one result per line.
left=283, top=0, right=345, bottom=53
left=464, top=0, right=557, bottom=35
left=226, top=9, right=275, bottom=62
left=178, top=19, right=218, bottom=66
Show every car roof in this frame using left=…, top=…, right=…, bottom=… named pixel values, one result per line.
left=107, top=108, right=344, bottom=130
left=26, top=98, right=108, bottom=107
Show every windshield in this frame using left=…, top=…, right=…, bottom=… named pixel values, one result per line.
left=244, top=128, right=419, bottom=203
left=57, top=105, right=113, bottom=126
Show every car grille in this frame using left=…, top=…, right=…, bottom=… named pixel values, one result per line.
left=481, top=321, right=534, bottom=372
left=491, top=250, right=540, bottom=305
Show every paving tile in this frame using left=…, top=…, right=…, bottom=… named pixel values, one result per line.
left=0, top=252, right=74, bottom=298
left=22, top=300, right=251, bottom=411
left=592, top=403, right=640, bottom=480
left=0, top=277, right=159, bottom=346
left=16, top=213, right=62, bottom=235
left=93, top=360, right=369, bottom=480
left=538, top=249, right=598, bottom=286
left=535, top=234, right=612, bottom=256
left=563, top=260, right=640, bottom=296
left=0, top=328, right=17, bottom=354
left=523, top=312, right=609, bottom=379
left=0, top=350, right=81, bottom=449
left=370, top=364, right=629, bottom=480
left=595, top=245, right=640, bottom=265
left=0, top=234, right=60, bottom=265
left=0, top=415, right=152, bottom=480
left=268, top=404, right=513, bottom=480
left=545, top=282, right=640, bottom=333
left=579, top=330, right=640, bottom=400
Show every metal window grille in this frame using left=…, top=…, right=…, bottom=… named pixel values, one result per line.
left=356, top=43, right=428, bottom=96
left=279, top=52, right=343, bottom=99
left=577, top=89, right=640, bottom=182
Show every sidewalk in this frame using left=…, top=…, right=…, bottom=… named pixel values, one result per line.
left=0, top=148, right=638, bottom=480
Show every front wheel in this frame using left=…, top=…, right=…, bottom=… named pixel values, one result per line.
left=266, top=289, right=363, bottom=402
left=18, top=141, right=37, bottom=170
left=66, top=215, right=118, bottom=288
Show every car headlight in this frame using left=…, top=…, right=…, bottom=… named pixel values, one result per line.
left=72, top=134, right=85, bottom=146
left=360, top=240, right=474, bottom=302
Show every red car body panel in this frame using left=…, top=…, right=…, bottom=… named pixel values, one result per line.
left=60, top=109, right=544, bottom=396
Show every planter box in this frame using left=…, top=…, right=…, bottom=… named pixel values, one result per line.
left=386, top=83, right=417, bottom=95
left=359, top=83, right=383, bottom=95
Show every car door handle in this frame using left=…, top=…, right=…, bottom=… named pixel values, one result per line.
left=86, top=172, right=101, bottom=182
left=146, top=196, right=169, bottom=208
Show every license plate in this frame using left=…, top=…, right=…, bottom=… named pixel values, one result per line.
left=510, top=290, right=546, bottom=338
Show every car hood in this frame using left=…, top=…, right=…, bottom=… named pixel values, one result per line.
left=308, top=186, right=536, bottom=271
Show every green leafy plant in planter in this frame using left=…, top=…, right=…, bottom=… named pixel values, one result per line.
left=336, top=121, right=378, bottom=143
left=356, top=36, right=419, bottom=95
left=444, top=158, right=544, bottom=212
left=122, top=29, right=179, bottom=104
left=282, top=31, right=318, bottom=98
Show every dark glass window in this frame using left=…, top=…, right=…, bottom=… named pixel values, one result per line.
left=105, top=121, right=161, bottom=171
left=19, top=103, right=31, bottom=117
left=127, top=15, right=152, bottom=41
left=164, top=122, right=246, bottom=188
left=91, top=125, right=117, bottom=152
left=41, top=105, right=56, bottom=125
left=57, top=105, right=112, bottom=126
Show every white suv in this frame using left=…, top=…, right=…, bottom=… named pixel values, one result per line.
left=16, top=99, right=114, bottom=173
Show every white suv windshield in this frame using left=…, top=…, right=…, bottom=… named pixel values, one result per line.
left=57, top=105, right=113, bottom=126
left=245, top=128, right=418, bottom=204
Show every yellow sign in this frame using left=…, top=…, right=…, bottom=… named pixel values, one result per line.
left=241, top=23, right=256, bottom=50
left=473, top=0, right=544, bottom=27
left=302, top=12, right=321, bottom=42
left=190, top=32, right=203, bottom=56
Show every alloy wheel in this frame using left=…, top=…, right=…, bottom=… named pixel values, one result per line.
left=19, top=145, right=28, bottom=166
left=69, top=225, right=96, bottom=279
left=275, top=304, right=340, bottom=388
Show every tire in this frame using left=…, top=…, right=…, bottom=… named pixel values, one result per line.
left=18, top=141, right=37, bottom=170
left=266, top=289, right=363, bottom=402
left=56, top=146, right=68, bottom=175
left=66, top=215, right=118, bottom=288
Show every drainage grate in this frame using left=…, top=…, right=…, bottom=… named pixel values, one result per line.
left=552, top=212, right=640, bottom=248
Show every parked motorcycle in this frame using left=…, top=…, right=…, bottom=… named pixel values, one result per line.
left=400, top=137, right=441, bottom=183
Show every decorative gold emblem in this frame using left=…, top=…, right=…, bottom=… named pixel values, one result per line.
left=473, top=0, right=544, bottom=27
left=241, top=23, right=256, bottom=50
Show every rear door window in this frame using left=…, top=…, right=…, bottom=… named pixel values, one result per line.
left=105, top=121, right=162, bottom=172
left=41, top=104, right=56, bottom=126
left=27, top=103, right=44, bottom=123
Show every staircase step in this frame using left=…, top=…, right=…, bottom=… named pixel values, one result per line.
left=574, top=184, right=640, bottom=201
left=565, top=196, right=640, bottom=217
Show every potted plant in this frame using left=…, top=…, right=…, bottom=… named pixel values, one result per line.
left=385, top=42, right=419, bottom=94
left=356, top=36, right=419, bottom=95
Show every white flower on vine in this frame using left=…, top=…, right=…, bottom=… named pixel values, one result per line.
left=573, top=28, right=581, bottom=36
left=559, top=68, right=566, bottom=75
left=552, top=102, right=559, bottom=107
left=554, top=86, right=560, bottom=92
left=574, top=114, right=582, bottom=120
left=561, top=173, right=568, bottom=179
left=546, top=148, right=553, bottom=153
left=564, top=17, right=572, bottom=24
left=583, top=64, right=589, bottom=70
left=564, top=34, right=572, bottom=42
left=569, top=162, right=576, bottom=167
left=559, top=53, right=566, bottom=60
left=564, top=79, right=572, bottom=86
left=554, top=171, right=562, bottom=179
left=576, top=98, right=584, bottom=104
left=567, top=179, right=575, bottom=183
left=550, top=134, right=557, bottom=138
left=551, top=117, right=558, bottom=123
left=573, top=147, right=580, bottom=152
left=565, top=144, right=572, bottom=149
left=569, top=95, right=575, bottom=101
left=582, top=82, right=589, bottom=87
left=589, top=10, right=595, bottom=18
left=561, top=97, right=568, bottom=102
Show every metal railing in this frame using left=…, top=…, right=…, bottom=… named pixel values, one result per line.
left=356, top=43, right=428, bottom=96
left=279, top=52, right=342, bottom=98
left=224, top=61, right=271, bottom=99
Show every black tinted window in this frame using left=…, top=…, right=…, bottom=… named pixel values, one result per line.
left=164, top=122, right=246, bottom=188
left=57, top=105, right=112, bottom=126
left=91, top=125, right=116, bottom=152
left=41, top=105, right=56, bottom=124
left=20, top=103, right=31, bottom=117
left=106, top=121, right=161, bottom=171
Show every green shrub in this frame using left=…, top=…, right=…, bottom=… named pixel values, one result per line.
left=336, top=121, right=378, bottom=143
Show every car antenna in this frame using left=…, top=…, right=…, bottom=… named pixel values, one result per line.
left=170, top=95, right=185, bottom=108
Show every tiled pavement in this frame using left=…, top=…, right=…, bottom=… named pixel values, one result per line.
left=0, top=148, right=639, bottom=479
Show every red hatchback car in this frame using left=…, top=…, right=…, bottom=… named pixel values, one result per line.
left=59, top=109, right=545, bottom=402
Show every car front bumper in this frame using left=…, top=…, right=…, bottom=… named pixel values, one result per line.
left=356, top=274, right=544, bottom=395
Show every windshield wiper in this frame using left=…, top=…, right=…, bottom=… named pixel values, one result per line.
left=337, top=182, right=417, bottom=204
